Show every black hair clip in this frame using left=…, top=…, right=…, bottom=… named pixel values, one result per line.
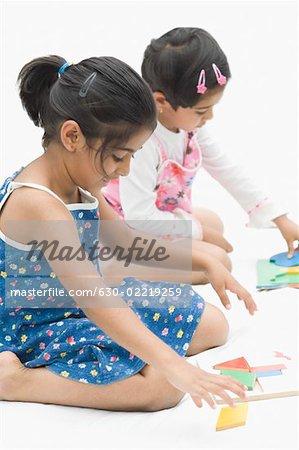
left=79, top=72, right=97, bottom=98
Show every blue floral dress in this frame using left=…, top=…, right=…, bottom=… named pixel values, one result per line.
left=0, top=169, right=205, bottom=385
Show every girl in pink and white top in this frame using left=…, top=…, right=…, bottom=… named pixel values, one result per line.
left=103, top=27, right=299, bottom=284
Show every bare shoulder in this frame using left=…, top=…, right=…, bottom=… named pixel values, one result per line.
left=0, top=186, right=73, bottom=243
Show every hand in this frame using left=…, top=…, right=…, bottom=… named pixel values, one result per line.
left=202, top=225, right=233, bottom=253
left=273, top=215, right=299, bottom=257
left=205, top=260, right=257, bottom=315
left=165, top=359, right=248, bottom=409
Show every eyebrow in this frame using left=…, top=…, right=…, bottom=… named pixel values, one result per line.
left=192, top=106, right=211, bottom=111
left=114, top=146, right=142, bottom=152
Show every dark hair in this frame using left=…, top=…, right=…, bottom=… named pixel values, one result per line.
left=141, top=27, right=231, bottom=109
left=18, top=55, right=157, bottom=152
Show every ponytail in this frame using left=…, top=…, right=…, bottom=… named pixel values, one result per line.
left=18, top=55, right=67, bottom=127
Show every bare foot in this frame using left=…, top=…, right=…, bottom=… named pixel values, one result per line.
left=0, top=351, right=28, bottom=401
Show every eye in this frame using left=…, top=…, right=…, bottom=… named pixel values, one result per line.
left=112, top=153, right=135, bottom=162
left=112, top=155, right=123, bottom=162
left=195, top=111, right=206, bottom=116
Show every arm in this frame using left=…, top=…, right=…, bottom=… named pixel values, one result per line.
left=195, top=126, right=287, bottom=228
left=119, top=139, right=201, bottom=238
left=196, top=127, right=299, bottom=254
left=91, top=192, right=257, bottom=315
left=7, top=188, right=247, bottom=408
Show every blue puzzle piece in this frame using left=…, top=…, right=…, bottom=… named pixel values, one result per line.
left=270, top=251, right=299, bottom=267
left=255, top=370, right=282, bottom=377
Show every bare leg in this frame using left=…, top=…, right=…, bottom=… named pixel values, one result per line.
left=192, top=207, right=225, bottom=235
left=0, top=304, right=228, bottom=411
left=186, top=302, right=229, bottom=356
left=0, top=351, right=183, bottom=412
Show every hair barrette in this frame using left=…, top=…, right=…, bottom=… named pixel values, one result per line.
left=212, top=63, right=227, bottom=86
left=79, top=72, right=97, bottom=98
left=58, top=62, right=70, bottom=78
left=196, top=69, right=207, bottom=94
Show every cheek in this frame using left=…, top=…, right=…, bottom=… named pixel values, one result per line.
left=102, top=159, right=117, bottom=176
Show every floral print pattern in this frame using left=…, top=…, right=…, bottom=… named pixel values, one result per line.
left=0, top=169, right=205, bottom=385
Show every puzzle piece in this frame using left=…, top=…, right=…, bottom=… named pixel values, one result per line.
left=216, top=403, right=248, bottom=431
left=213, top=357, right=250, bottom=372
left=220, top=370, right=256, bottom=390
left=249, top=364, right=286, bottom=373
left=256, top=259, right=299, bottom=290
left=270, top=251, right=299, bottom=267
left=274, top=351, right=292, bottom=360
left=255, top=370, right=282, bottom=377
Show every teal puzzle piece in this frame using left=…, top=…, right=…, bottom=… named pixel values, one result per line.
left=256, top=260, right=299, bottom=290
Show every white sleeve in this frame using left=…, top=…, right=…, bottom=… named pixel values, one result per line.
left=195, top=127, right=287, bottom=228
left=119, top=139, right=201, bottom=238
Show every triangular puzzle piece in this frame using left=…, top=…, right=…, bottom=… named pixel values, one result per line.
left=220, top=370, right=256, bottom=390
left=270, top=251, right=299, bottom=268
left=213, top=357, right=250, bottom=372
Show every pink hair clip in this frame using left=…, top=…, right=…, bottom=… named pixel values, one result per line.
left=212, top=63, right=227, bottom=86
left=196, top=69, right=207, bottom=94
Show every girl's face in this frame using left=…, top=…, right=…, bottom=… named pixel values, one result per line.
left=80, top=127, right=153, bottom=192
left=157, top=88, right=224, bottom=133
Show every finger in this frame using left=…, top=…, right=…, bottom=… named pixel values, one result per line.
left=200, top=390, right=217, bottom=409
left=203, top=227, right=232, bottom=252
left=218, top=236, right=233, bottom=253
left=206, top=373, right=248, bottom=399
left=217, top=375, right=248, bottom=399
left=287, top=241, right=294, bottom=258
left=230, top=284, right=257, bottom=315
left=223, top=238, right=234, bottom=253
left=204, top=381, right=237, bottom=408
left=214, top=389, right=236, bottom=408
left=217, top=288, right=231, bottom=310
left=191, top=394, right=203, bottom=408
left=240, top=291, right=257, bottom=315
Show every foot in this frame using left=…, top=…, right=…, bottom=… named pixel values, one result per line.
left=0, top=351, right=28, bottom=401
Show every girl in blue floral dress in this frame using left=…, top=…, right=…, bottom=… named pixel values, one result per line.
left=0, top=55, right=256, bottom=411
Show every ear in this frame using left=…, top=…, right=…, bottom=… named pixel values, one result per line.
left=60, top=120, right=87, bottom=152
left=153, top=91, right=174, bottom=113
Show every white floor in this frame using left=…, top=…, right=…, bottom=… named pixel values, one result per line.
left=1, top=227, right=298, bottom=450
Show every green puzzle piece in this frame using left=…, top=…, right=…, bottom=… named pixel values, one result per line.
left=256, top=260, right=299, bottom=289
left=220, top=369, right=256, bottom=390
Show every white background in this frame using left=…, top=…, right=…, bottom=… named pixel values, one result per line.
left=0, top=2, right=298, bottom=449
left=1, top=0, right=298, bottom=232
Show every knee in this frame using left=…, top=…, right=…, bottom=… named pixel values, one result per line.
left=144, top=388, right=184, bottom=412
left=197, top=208, right=224, bottom=234
left=213, top=247, right=232, bottom=272
left=204, top=304, right=230, bottom=348
left=213, top=306, right=230, bottom=347
left=141, top=375, right=184, bottom=412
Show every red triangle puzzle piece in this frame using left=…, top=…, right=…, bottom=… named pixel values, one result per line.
left=213, top=357, right=250, bottom=372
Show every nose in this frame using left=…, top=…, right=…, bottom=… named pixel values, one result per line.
left=204, top=108, right=214, bottom=121
left=116, top=157, right=131, bottom=177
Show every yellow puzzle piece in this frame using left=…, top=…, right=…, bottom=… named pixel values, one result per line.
left=216, top=403, right=248, bottom=431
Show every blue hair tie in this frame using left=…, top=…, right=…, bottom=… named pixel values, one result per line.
left=58, top=62, right=69, bottom=78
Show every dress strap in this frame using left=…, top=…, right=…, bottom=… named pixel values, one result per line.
left=9, top=181, right=67, bottom=206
